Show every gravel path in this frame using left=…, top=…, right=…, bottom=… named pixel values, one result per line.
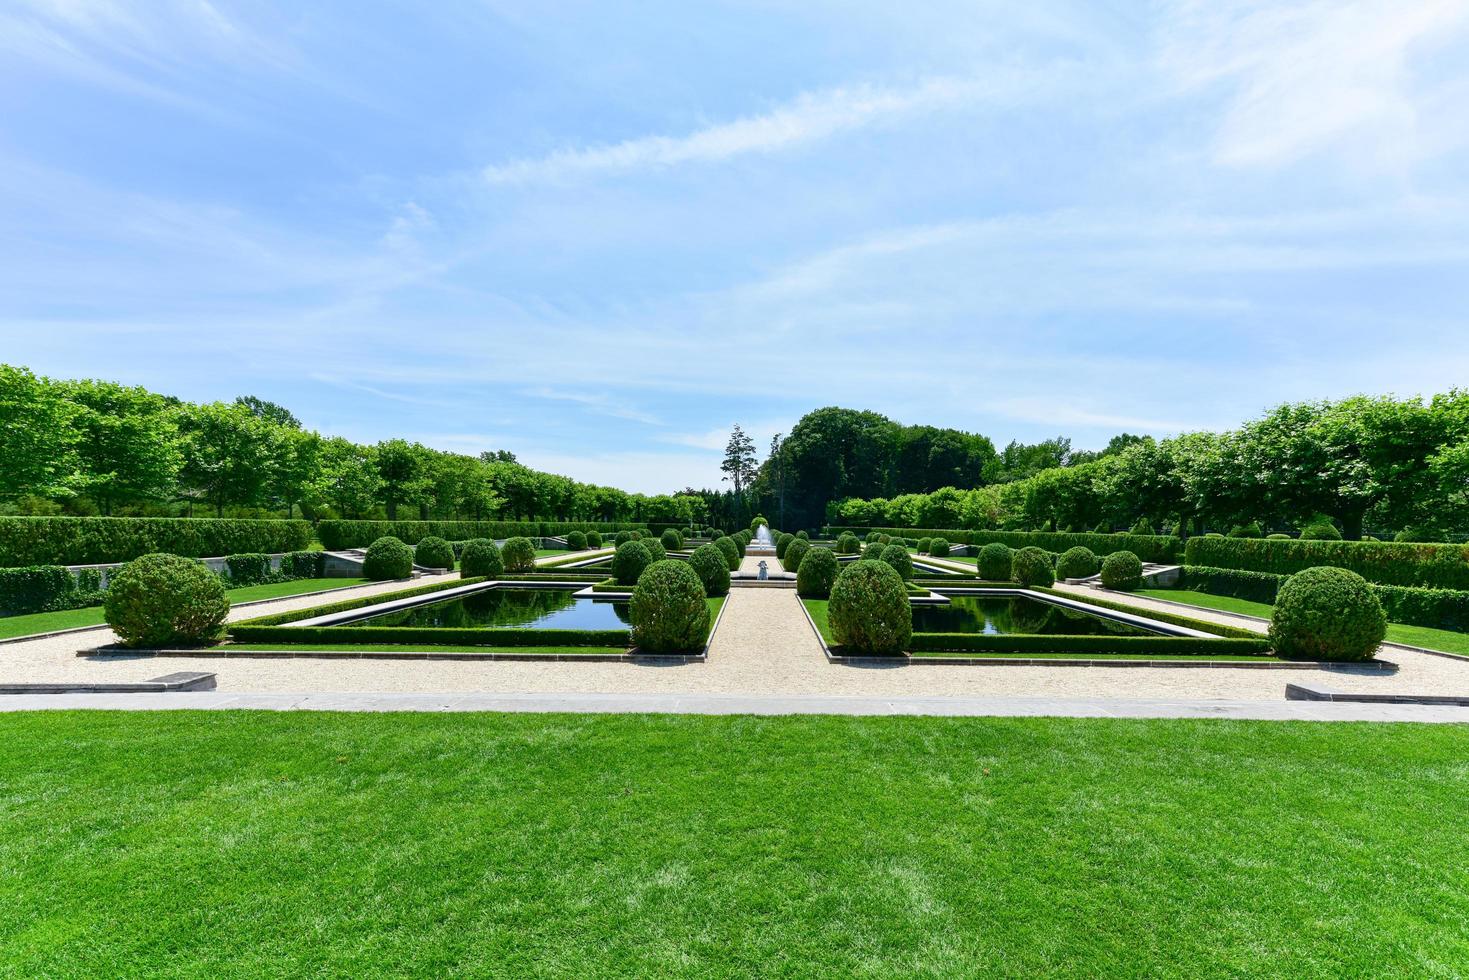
left=5, top=585, right=1469, bottom=702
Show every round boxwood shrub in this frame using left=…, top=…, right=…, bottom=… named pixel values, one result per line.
left=104, top=553, right=230, bottom=648
left=862, top=540, right=885, bottom=560
left=689, top=543, right=730, bottom=597
left=501, top=536, right=537, bottom=573
left=614, top=530, right=634, bottom=547
left=1055, top=546, right=1099, bottom=580
left=612, top=540, right=654, bottom=585
left=363, top=536, right=414, bottom=580
left=977, top=543, right=1013, bottom=581
left=916, top=537, right=932, bottom=555
left=660, top=528, right=682, bottom=552
left=732, top=535, right=748, bottom=558
left=929, top=537, right=950, bottom=559
left=1269, top=566, right=1386, bottom=662
left=776, top=532, right=794, bottom=559
left=459, top=539, right=503, bottom=578
left=1299, top=521, right=1342, bottom=541
left=1012, top=547, right=1054, bottom=588
left=566, top=530, right=587, bottom=550
left=835, top=532, right=861, bottom=555
left=829, top=560, right=912, bottom=655
left=714, top=535, right=741, bottom=571
left=1228, top=522, right=1263, bottom=538
left=796, top=530, right=809, bottom=540
left=586, top=530, right=602, bottom=549
left=643, top=538, right=667, bottom=564
left=414, top=535, right=455, bottom=571
left=630, top=560, right=710, bottom=654
left=879, top=543, right=913, bottom=581
left=1100, top=550, right=1143, bottom=590
left=796, top=546, right=838, bottom=598
left=783, top=538, right=810, bottom=575
left=711, top=529, right=725, bottom=540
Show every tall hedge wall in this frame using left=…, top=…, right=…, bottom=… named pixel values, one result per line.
left=824, top=527, right=1183, bottom=564
left=317, top=520, right=647, bottom=550
left=0, top=517, right=313, bottom=568
left=1184, top=536, right=1469, bottom=589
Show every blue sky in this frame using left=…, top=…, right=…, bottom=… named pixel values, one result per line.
left=3, top=1, right=1469, bottom=493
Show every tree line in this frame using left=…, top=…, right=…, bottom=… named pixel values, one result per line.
left=805, top=395, right=1469, bottom=540
left=0, top=365, right=705, bottom=524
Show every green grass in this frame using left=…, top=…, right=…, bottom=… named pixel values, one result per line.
left=911, top=651, right=1280, bottom=662
left=0, top=578, right=375, bottom=641
left=1136, top=589, right=1469, bottom=656
left=534, top=548, right=568, bottom=557
left=0, top=712, right=1465, bottom=975
left=802, top=598, right=833, bottom=643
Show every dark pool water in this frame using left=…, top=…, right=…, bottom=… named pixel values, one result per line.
left=911, top=595, right=1156, bottom=636
left=344, top=588, right=631, bottom=630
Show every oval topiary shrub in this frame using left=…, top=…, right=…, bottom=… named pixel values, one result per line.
left=642, top=538, right=667, bottom=564
left=689, top=543, right=730, bottom=597
left=459, top=539, right=503, bottom=578
left=796, top=530, right=809, bottom=540
left=1269, top=566, right=1386, bottom=662
left=829, top=560, right=912, bottom=655
left=1299, top=521, right=1342, bottom=541
left=711, top=529, right=726, bottom=540
left=916, top=537, right=932, bottom=555
left=500, top=537, right=538, bottom=572
left=612, top=540, right=654, bottom=585
left=862, top=540, right=885, bottom=560
left=414, top=536, right=455, bottom=571
left=1012, top=546, right=1054, bottom=588
left=929, top=537, right=950, bottom=558
left=715, top=536, right=741, bottom=571
left=879, top=543, right=913, bottom=581
left=1100, top=550, right=1143, bottom=590
left=796, top=547, right=838, bottom=598
left=585, top=530, right=603, bottom=549
left=835, top=532, right=861, bottom=555
left=1228, top=522, right=1263, bottom=539
left=660, top=528, right=682, bottom=552
left=783, top=538, right=811, bottom=576
left=364, top=536, right=415, bottom=580
left=630, top=560, right=710, bottom=654
left=1055, top=546, right=1099, bottom=580
left=104, top=553, right=230, bottom=648
left=776, top=532, right=794, bottom=559
left=566, top=530, right=587, bottom=550
left=614, top=530, right=635, bottom=547
left=977, top=542, right=1014, bottom=581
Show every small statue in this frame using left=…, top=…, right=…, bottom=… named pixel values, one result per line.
left=757, top=560, right=769, bottom=581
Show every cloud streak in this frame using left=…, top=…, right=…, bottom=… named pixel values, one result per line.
left=482, top=75, right=1013, bottom=184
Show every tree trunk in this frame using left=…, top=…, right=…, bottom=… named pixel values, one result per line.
left=1341, top=509, right=1365, bottom=541
left=387, top=499, right=398, bottom=520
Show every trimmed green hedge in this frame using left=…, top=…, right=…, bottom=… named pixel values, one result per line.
left=0, top=517, right=312, bottom=567
left=0, top=565, right=104, bottom=614
left=317, top=520, right=647, bottom=550
left=825, top=527, right=1183, bottom=563
left=1178, top=566, right=1284, bottom=604
left=228, top=625, right=630, bottom=648
left=907, top=633, right=1273, bottom=656
left=1178, top=565, right=1469, bottom=632
left=1184, top=536, right=1469, bottom=589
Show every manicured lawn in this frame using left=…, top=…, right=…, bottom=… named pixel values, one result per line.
left=801, top=597, right=832, bottom=642
left=0, top=712, right=1465, bottom=974
left=1136, top=589, right=1469, bottom=656
left=0, top=578, right=373, bottom=641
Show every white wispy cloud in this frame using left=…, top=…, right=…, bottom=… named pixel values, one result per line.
left=482, top=74, right=1020, bottom=184
left=1157, top=0, right=1469, bottom=170
left=522, top=386, right=664, bottom=426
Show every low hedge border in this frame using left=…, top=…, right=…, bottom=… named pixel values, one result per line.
left=492, top=572, right=607, bottom=583
left=226, top=624, right=630, bottom=648
left=1030, top=586, right=1264, bottom=639
left=1176, top=566, right=1469, bottom=632
left=907, top=633, right=1274, bottom=656
left=232, top=577, right=484, bottom=629
left=0, top=517, right=312, bottom=567
left=826, top=526, right=1183, bottom=563
left=318, top=521, right=645, bottom=550
left=1184, top=536, right=1469, bottom=590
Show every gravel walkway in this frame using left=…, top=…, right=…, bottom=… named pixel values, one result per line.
left=5, top=585, right=1469, bottom=703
